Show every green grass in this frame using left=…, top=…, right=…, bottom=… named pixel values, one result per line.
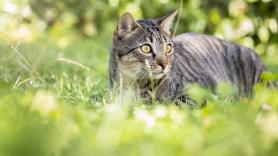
left=1, top=34, right=278, bottom=156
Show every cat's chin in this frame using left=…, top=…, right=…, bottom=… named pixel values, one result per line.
left=151, top=73, right=165, bottom=79
left=148, top=71, right=166, bottom=79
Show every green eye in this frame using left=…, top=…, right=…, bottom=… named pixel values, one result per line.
left=164, top=44, right=172, bottom=53
left=140, top=44, right=151, bottom=53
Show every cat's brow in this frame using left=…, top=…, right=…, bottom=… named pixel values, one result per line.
left=146, top=28, right=167, bottom=45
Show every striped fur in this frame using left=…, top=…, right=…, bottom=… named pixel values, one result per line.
left=109, top=12, right=265, bottom=104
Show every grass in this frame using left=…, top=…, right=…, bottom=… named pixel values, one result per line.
left=0, top=33, right=278, bottom=156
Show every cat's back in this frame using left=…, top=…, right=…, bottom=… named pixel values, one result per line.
left=171, top=33, right=265, bottom=95
left=172, top=33, right=230, bottom=62
left=172, top=32, right=263, bottom=70
left=173, top=32, right=208, bottom=42
left=173, top=32, right=226, bottom=53
left=173, top=32, right=260, bottom=59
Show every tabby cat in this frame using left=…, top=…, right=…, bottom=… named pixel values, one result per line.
left=109, top=11, right=265, bottom=105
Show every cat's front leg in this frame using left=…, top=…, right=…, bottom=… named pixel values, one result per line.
left=155, top=79, right=175, bottom=102
left=139, top=87, right=153, bottom=103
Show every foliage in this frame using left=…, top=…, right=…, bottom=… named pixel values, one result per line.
left=1, top=0, right=277, bottom=52
left=0, top=0, right=278, bottom=156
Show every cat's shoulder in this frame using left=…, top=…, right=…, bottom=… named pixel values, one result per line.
left=173, top=33, right=220, bottom=43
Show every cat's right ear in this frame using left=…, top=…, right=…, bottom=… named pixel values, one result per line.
left=115, top=12, right=139, bottom=37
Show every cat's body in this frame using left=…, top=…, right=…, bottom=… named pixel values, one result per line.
left=109, top=12, right=265, bottom=104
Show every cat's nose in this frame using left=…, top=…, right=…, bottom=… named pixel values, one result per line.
left=158, top=62, right=167, bottom=69
left=156, top=54, right=168, bottom=69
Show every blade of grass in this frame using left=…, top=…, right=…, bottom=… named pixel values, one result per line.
left=57, top=57, right=94, bottom=74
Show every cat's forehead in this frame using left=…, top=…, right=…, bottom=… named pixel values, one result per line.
left=137, top=19, right=158, bottom=27
left=136, top=20, right=171, bottom=44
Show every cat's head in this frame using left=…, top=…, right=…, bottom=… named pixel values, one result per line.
left=113, top=11, right=178, bottom=80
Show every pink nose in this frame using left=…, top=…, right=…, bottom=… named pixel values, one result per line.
left=156, top=54, right=168, bottom=69
left=157, top=62, right=167, bottom=69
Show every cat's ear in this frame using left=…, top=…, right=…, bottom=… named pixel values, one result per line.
left=116, top=12, right=139, bottom=37
left=157, top=11, right=178, bottom=36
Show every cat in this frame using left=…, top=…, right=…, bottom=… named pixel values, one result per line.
left=109, top=11, right=265, bottom=105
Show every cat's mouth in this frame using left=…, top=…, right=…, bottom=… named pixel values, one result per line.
left=144, top=66, right=170, bottom=79
left=143, top=60, right=171, bottom=79
left=148, top=70, right=166, bottom=79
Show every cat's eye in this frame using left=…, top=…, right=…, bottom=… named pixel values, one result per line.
left=140, top=44, right=151, bottom=53
left=164, top=44, right=173, bottom=53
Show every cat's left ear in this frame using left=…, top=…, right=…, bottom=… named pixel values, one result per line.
left=116, top=12, right=140, bottom=37
left=157, top=11, right=178, bottom=36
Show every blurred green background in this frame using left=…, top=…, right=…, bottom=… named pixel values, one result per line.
left=1, top=0, right=277, bottom=50
left=0, top=0, right=278, bottom=156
